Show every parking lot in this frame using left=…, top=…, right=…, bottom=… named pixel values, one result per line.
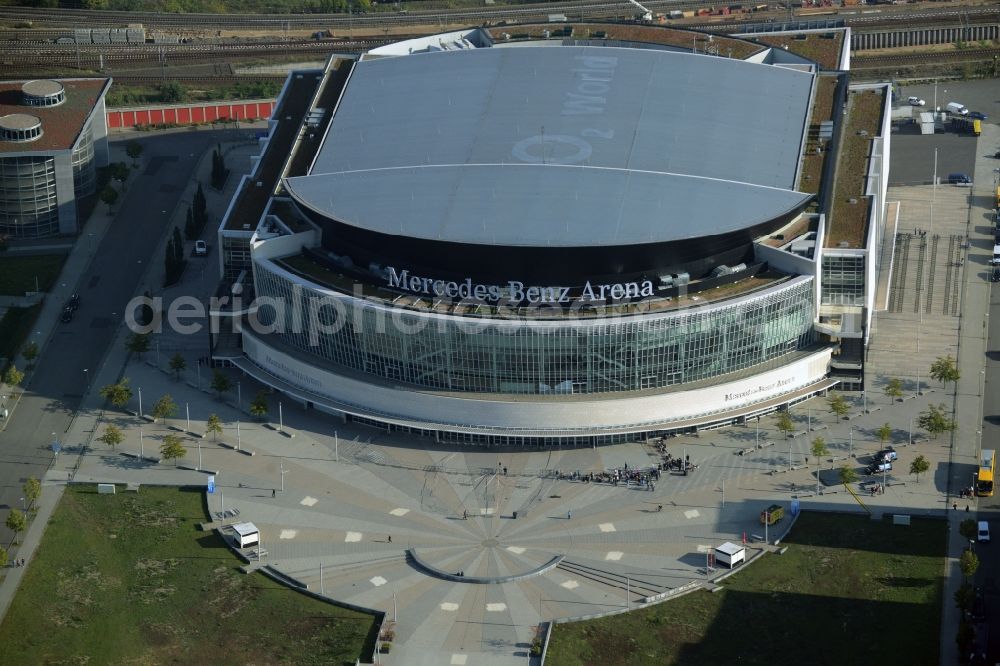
left=889, top=79, right=1000, bottom=186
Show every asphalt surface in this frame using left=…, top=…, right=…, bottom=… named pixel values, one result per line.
left=0, top=130, right=235, bottom=542
left=889, top=78, right=1000, bottom=187
left=977, top=274, right=1000, bottom=663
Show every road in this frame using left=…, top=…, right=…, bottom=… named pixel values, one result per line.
left=0, top=130, right=235, bottom=543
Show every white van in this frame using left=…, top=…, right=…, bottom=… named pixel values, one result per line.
left=992, top=245, right=1000, bottom=265
left=946, top=102, right=969, bottom=115
left=978, top=521, right=990, bottom=543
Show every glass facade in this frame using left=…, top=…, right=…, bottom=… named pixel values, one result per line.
left=252, top=259, right=816, bottom=395
left=0, top=155, right=58, bottom=238
left=821, top=253, right=865, bottom=306
left=71, top=121, right=96, bottom=198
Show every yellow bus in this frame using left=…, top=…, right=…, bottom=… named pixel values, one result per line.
left=977, top=449, right=995, bottom=497
left=973, top=119, right=982, bottom=136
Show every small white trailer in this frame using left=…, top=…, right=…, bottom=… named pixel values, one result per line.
left=715, top=541, right=746, bottom=568
left=230, top=522, right=260, bottom=549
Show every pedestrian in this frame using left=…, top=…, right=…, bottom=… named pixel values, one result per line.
left=567, top=510, right=572, bottom=520
left=463, top=509, right=468, bottom=520
left=966, top=505, right=970, bottom=512
left=388, top=535, right=392, bottom=543
left=954, top=502, right=958, bottom=511
left=503, top=466, right=507, bottom=476
left=657, top=504, right=663, bottom=512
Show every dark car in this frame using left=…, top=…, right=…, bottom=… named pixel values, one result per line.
left=874, top=447, right=898, bottom=463
left=60, top=307, right=74, bottom=323
left=971, top=589, right=986, bottom=622
left=68, top=293, right=80, bottom=310
left=992, top=268, right=1000, bottom=283
left=969, top=111, right=988, bottom=120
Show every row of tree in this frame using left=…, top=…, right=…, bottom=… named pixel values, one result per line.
left=210, top=146, right=229, bottom=191
left=185, top=184, right=210, bottom=242
left=1, top=477, right=42, bottom=568
left=164, top=227, right=187, bottom=287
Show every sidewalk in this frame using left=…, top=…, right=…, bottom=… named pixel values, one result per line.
left=0, top=132, right=262, bottom=622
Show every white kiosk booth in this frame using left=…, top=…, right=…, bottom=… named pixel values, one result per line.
left=715, top=542, right=746, bottom=568
left=231, top=522, right=260, bottom=549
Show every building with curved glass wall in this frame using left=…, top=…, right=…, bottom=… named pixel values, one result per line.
left=251, top=257, right=815, bottom=395
left=0, top=78, right=109, bottom=238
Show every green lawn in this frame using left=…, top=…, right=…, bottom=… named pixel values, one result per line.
left=0, top=304, right=41, bottom=368
left=0, top=254, right=67, bottom=296
left=0, top=486, right=378, bottom=665
left=546, top=512, right=947, bottom=666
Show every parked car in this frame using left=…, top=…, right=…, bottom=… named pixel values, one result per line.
left=978, top=520, right=990, bottom=543
left=67, top=293, right=80, bottom=310
left=194, top=240, right=208, bottom=256
left=60, top=307, right=74, bottom=323
left=992, top=268, right=1000, bottom=283
left=866, top=461, right=892, bottom=475
left=971, top=589, right=986, bottom=622
left=907, top=96, right=926, bottom=106
left=948, top=173, right=972, bottom=185
left=969, top=111, right=988, bottom=120
left=874, top=447, right=898, bottom=463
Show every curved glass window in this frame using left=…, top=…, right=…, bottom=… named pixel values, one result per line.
left=0, top=155, right=58, bottom=238
left=252, top=261, right=816, bottom=395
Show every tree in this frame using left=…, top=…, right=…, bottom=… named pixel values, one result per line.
left=3, top=364, right=24, bottom=387
left=249, top=389, right=269, bottom=420
left=838, top=465, right=858, bottom=486
left=211, top=370, right=232, bottom=399
left=956, top=620, right=975, bottom=656
left=151, top=393, right=178, bottom=424
left=184, top=206, right=196, bottom=241
left=97, top=423, right=124, bottom=450
left=918, top=403, right=956, bottom=439
left=909, top=454, right=930, bottom=482
left=810, top=437, right=829, bottom=466
left=959, top=519, right=979, bottom=541
left=829, top=394, right=850, bottom=420
left=21, top=341, right=38, bottom=364
left=930, top=355, right=960, bottom=388
left=160, top=433, right=187, bottom=466
left=884, top=377, right=904, bottom=402
left=99, top=378, right=133, bottom=408
left=775, top=410, right=795, bottom=438
left=193, top=183, right=208, bottom=232
left=876, top=423, right=892, bottom=447
left=172, top=227, right=184, bottom=265
left=168, top=353, right=187, bottom=380
left=159, top=81, right=186, bottom=103
left=138, top=290, right=155, bottom=328
left=206, top=413, right=223, bottom=441
left=955, top=582, right=975, bottom=613
left=125, top=139, right=143, bottom=166
left=6, top=508, right=26, bottom=544
left=99, top=185, right=118, bottom=211
left=960, top=549, right=979, bottom=579
left=125, top=332, right=151, bottom=357
left=111, top=161, right=130, bottom=189
left=23, top=477, right=40, bottom=506
left=0, top=545, right=7, bottom=569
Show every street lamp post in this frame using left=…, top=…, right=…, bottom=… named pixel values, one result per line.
left=280, top=458, right=289, bottom=491
left=138, top=387, right=143, bottom=418
left=186, top=402, right=190, bottom=433
left=236, top=419, right=241, bottom=452
left=237, top=381, right=241, bottom=414
left=83, top=368, right=89, bottom=392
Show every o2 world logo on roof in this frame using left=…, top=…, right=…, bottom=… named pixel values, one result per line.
left=511, top=55, right=618, bottom=166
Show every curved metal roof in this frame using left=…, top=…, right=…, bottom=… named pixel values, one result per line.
left=287, top=44, right=814, bottom=248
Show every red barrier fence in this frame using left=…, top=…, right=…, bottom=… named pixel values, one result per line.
left=107, top=99, right=277, bottom=129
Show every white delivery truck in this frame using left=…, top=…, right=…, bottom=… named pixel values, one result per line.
left=946, top=102, right=969, bottom=115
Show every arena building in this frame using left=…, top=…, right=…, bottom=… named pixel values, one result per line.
left=0, top=78, right=111, bottom=238
left=213, top=24, right=890, bottom=445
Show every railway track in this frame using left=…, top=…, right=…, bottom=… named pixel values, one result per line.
left=851, top=46, right=1000, bottom=68
left=0, top=38, right=388, bottom=67
left=110, top=75, right=289, bottom=87
left=2, top=0, right=999, bottom=34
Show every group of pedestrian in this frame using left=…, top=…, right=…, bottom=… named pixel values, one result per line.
left=12, top=557, right=26, bottom=567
